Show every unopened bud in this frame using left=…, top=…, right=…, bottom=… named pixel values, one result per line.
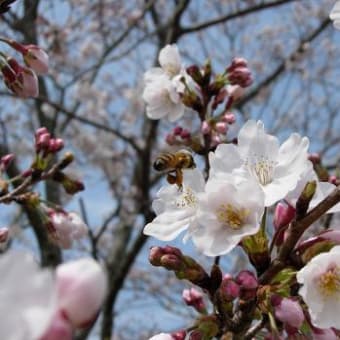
left=296, top=181, right=316, bottom=218
left=182, top=288, right=206, bottom=313
left=49, top=138, right=64, bottom=153
left=236, top=270, right=258, bottom=290
left=165, top=133, right=176, bottom=145
left=221, top=112, right=236, bottom=124
left=227, top=57, right=248, bottom=72
left=0, top=154, right=14, bottom=170
left=201, top=121, right=211, bottom=135
left=0, top=227, right=9, bottom=243
left=272, top=296, right=304, bottom=329
left=173, top=126, right=183, bottom=136
left=171, top=330, right=186, bottom=340
left=186, top=65, right=203, bottom=85
left=215, top=122, right=228, bottom=134
left=180, top=129, right=191, bottom=140
left=36, top=132, right=51, bottom=152
left=228, top=67, right=253, bottom=88
left=273, top=202, right=295, bottom=230
left=58, top=152, right=74, bottom=170
left=329, top=175, right=338, bottom=185
left=220, top=277, right=240, bottom=301
left=308, top=153, right=321, bottom=164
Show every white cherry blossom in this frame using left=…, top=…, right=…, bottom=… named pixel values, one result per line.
left=330, top=1, right=340, bottom=29
left=143, top=168, right=204, bottom=241
left=209, top=120, right=312, bottom=207
left=297, top=245, right=340, bottom=329
left=143, top=44, right=186, bottom=121
left=191, top=176, right=265, bottom=256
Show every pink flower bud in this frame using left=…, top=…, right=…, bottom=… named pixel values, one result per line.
left=40, top=311, right=73, bottom=340
left=235, top=270, right=258, bottom=290
left=149, top=246, right=165, bottom=266
left=171, top=330, right=186, bottom=340
left=273, top=202, right=295, bottom=230
left=272, top=296, right=304, bottom=329
left=49, top=138, right=64, bottom=153
left=0, top=154, right=14, bottom=170
left=222, top=112, right=236, bottom=124
left=180, top=129, right=191, bottom=140
left=228, top=67, right=253, bottom=88
left=201, top=121, right=211, bottom=135
left=211, top=134, right=222, bottom=147
left=36, top=132, right=51, bottom=152
left=312, top=328, right=338, bottom=340
left=35, top=127, right=49, bottom=138
left=221, top=277, right=240, bottom=301
left=182, top=288, right=205, bottom=313
left=227, top=57, right=248, bottom=72
left=173, top=126, right=183, bottom=136
left=308, top=153, right=321, bottom=164
left=0, top=227, right=9, bottom=243
left=226, top=85, right=244, bottom=102
left=329, top=175, right=338, bottom=185
left=165, top=133, right=176, bottom=145
left=215, top=122, right=228, bottom=134
left=23, top=45, right=49, bottom=75
left=56, top=258, right=107, bottom=328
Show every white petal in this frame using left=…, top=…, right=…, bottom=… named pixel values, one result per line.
left=158, top=44, right=181, bottom=77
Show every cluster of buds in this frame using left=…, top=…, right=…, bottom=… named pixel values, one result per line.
left=0, top=38, right=48, bottom=98
left=165, top=125, right=191, bottom=146
left=201, top=112, right=236, bottom=147
left=226, top=57, right=253, bottom=88
left=149, top=246, right=209, bottom=286
left=35, top=127, right=64, bottom=158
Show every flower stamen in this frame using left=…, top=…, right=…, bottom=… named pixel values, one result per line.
left=318, top=266, right=340, bottom=297
left=216, top=204, right=249, bottom=229
left=176, top=187, right=197, bottom=208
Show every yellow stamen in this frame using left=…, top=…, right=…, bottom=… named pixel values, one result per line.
left=216, top=204, right=249, bottom=230
left=318, top=266, right=340, bottom=297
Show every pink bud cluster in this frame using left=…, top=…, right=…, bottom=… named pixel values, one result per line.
left=226, top=57, right=253, bottom=88
left=0, top=39, right=49, bottom=98
left=166, top=125, right=191, bottom=146
left=201, top=112, right=236, bottom=147
left=35, top=127, right=64, bottom=155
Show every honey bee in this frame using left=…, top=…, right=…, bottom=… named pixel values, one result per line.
left=153, top=149, right=195, bottom=188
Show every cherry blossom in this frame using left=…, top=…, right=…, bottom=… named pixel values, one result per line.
left=143, top=44, right=185, bottom=121
left=191, top=176, right=265, bottom=256
left=297, top=245, right=340, bottom=329
left=209, top=120, right=312, bottom=207
left=143, top=168, right=204, bottom=241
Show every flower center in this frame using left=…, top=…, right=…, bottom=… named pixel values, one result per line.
left=246, top=156, right=276, bottom=186
left=176, top=187, right=197, bottom=208
left=318, top=266, right=340, bottom=297
left=216, top=204, right=249, bottom=229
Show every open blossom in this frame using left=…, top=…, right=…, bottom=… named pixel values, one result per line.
left=49, top=211, right=88, bottom=249
left=143, top=168, right=204, bottom=241
left=0, top=251, right=56, bottom=340
left=297, top=245, right=340, bottom=329
left=330, top=1, right=340, bottom=29
left=143, top=44, right=185, bottom=121
left=209, top=120, right=311, bottom=207
left=191, top=176, right=265, bottom=256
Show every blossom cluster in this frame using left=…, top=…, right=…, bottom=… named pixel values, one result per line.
left=142, top=44, right=340, bottom=339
